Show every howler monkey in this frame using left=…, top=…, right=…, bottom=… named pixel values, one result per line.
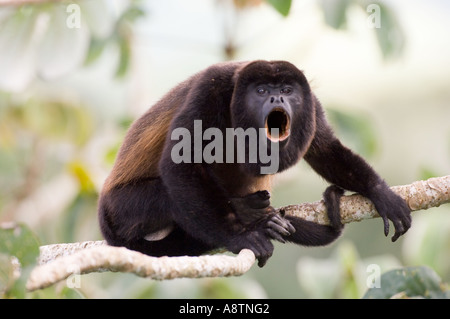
left=98, top=60, right=411, bottom=267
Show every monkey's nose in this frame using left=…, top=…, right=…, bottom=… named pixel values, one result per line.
left=270, top=96, right=284, bottom=104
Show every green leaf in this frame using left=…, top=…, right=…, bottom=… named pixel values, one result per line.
left=319, top=0, right=353, bottom=29
left=113, top=5, right=145, bottom=78
left=0, top=223, right=40, bottom=268
left=359, top=1, right=405, bottom=59
left=0, top=223, right=40, bottom=298
left=265, top=0, right=292, bottom=17
left=119, top=5, right=146, bottom=23
left=363, top=266, right=450, bottom=299
left=115, top=33, right=131, bottom=78
left=84, top=37, right=108, bottom=67
left=36, top=3, right=89, bottom=80
left=319, top=1, right=404, bottom=59
left=67, top=161, right=96, bottom=194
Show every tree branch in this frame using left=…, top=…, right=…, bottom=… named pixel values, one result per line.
left=27, top=175, right=450, bottom=291
left=281, top=175, right=450, bottom=225
left=26, top=245, right=256, bottom=291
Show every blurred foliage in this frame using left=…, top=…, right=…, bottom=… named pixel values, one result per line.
left=0, top=97, right=93, bottom=148
left=0, top=0, right=447, bottom=299
left=232, top=0, right=291, bottom=16
left=0, top=223, right=40, bottom=298
left=363, top=266, right=450, bottom=299
left=84, top=2, right=145, bottom=77
left=0, top=223, right=84, bottom=298
left=326, top=107, right=378, bottom=158
left=297, top=241, right=400, bottom=298
left=0, top=1, right=144, bottom=297
left=60, top=161, right=98, bottom=243
left=319, top=0, right=404, bottom=59
left=0, top=223, right=40, bottom=271
left=265, top=0, right=292, bottom=16
left=402, top=211, right=450, bottom=280
left=0, top=95, right=95, bottom=225
left=103, top=116, right=134, bottom=165
left=297, top=239, right=449, bottom=298
left=0, top=0, right=145, bottom=91
left=419, top=166, right=441, bottom=180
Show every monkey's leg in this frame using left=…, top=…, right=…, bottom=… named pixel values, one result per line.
left=98, top=177, right=213, bottom=257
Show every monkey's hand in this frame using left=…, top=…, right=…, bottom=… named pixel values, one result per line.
left=229, top=190, right=271, bottom=224
left=227, top=228, right=274, bottom=267
left=264, top=209, right=296, bottom=243
left=369, top=185, right=412, bottom=242
left=230, top=190, right=295, bottom=243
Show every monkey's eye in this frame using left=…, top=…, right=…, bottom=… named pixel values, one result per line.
left=256, top=87, right=268, bottom=95
left=280, top=87, right=293, bottom=95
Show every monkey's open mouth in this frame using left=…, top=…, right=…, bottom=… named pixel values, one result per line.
left=265, top=108, right=291, bottom=142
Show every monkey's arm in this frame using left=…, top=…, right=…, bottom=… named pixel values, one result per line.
left=304, top=102, right=411, bottom=241
left=160, top=158, right=280, bottom=266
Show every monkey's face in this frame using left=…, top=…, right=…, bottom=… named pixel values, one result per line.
left=230, top=61, right=309, bottom=148
left=229, top=60, right=315, bottom=175
left=224, top=81, right=303, bottom=176
left=244, top=82, right=304, bottom=145
left=239, top=82, right=304, bottom=147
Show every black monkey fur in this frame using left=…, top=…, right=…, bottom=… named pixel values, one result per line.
left=98, top=60, right=411, bottom=267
